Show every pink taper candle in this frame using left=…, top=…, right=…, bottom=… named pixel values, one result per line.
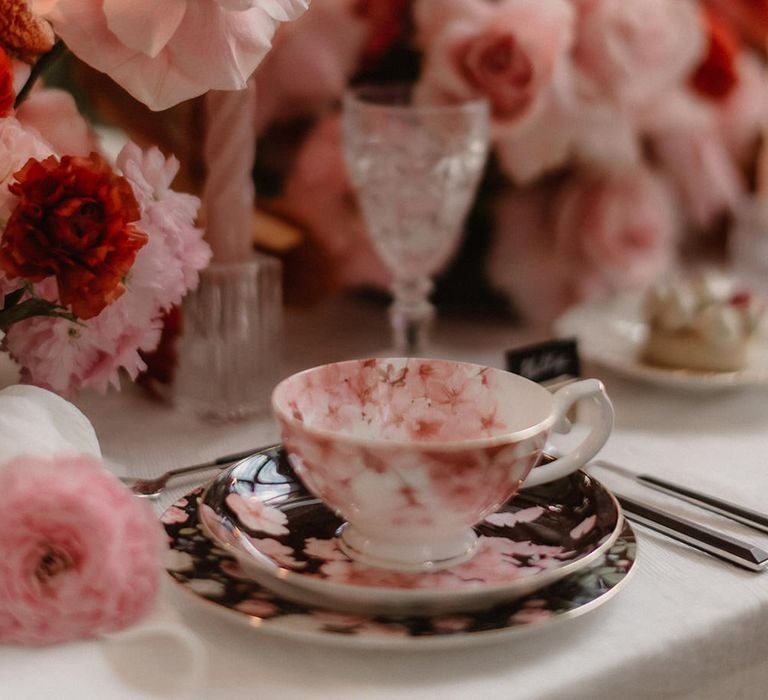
left=202, top=79, right=257, bottom=262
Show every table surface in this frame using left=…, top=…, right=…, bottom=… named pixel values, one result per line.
left=4, top=295, right=768, bottom=700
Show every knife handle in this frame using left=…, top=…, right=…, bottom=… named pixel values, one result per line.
left=617, top=494, right=768, bottom=572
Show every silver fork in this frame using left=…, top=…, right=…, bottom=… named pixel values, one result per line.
left=119, top=445, right=276, bottom=497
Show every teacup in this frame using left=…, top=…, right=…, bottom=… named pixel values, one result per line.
left=272, top=358, right=613, bottom=572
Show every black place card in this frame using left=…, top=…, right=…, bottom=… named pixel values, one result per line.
left=506, top=338, right=581, bottom=384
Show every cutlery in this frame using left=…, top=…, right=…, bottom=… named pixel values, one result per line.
left=615, top=492, right=768, bottom=572
left=120, top=444, right=279, bottom=497
left=595, top=460, right=768, bottom=535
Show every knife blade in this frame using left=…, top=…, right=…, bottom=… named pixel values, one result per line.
left=633, top=473, right=768, bottom=535
left=616, top=493, right=768, bottom=572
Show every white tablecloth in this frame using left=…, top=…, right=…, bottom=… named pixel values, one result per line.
left=3, top=296, right=768, bottom=699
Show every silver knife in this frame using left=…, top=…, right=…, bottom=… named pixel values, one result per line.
left=616, top=493, right=768, bottom=572
left=634, top=473, right=768, bottom=535
left=594, top=459, right=768, bottom=535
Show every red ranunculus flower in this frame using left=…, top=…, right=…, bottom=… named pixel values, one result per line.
left=690, top=8, right=739, bottom=100
left=0, top=45, right=13, bottom=117
left=0, top=153, right=147, bottom=319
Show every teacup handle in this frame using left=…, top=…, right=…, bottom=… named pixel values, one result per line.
left=522, top=379, right=614, bottom=488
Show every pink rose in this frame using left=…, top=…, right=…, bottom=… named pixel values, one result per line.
left=0, top=454, right=164, bottom=645
left=572, top=0, right=706, bottom=107
left=414, top=0, right=574, bottom=126
left=553, top=168, right=678, bottom=292
left=39, top=0, right=309, bottom=110
left=494, top=67, right=641, bottom=184
left=488, top=169, right=678, bottom=327
left=15, top=88, right=99, bottom=156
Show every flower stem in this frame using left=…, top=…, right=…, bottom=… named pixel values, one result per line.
left=14, top=40, right=68, bottom=109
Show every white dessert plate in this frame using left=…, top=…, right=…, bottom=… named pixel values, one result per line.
left=554, top=293, right=768, bottom=391
left=163, top=484, right=637, bottom=650
left=196, top=446, right=622, bottom=615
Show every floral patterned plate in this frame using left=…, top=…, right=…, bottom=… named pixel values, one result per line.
left=164, top=488, right=637, bottom=649
left=196, top=446, right=623, bottom=615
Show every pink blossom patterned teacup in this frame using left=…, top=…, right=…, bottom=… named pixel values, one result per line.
left=272, top=358, right=613, bottom=572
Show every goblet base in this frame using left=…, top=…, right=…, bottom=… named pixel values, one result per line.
left=338, top=524, right=479, bottom=572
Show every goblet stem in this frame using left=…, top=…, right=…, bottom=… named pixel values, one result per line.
left=389, top=276, right=435, bottom=356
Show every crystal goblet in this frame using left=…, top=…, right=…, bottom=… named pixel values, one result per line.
left=342, top=85, right=489, bottom=355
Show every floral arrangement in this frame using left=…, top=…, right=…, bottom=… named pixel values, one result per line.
left=248, top=0, right=768, bottom=324
left=0, top=0, right=308, bottom=396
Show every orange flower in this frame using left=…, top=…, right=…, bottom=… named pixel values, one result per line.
left=0, top=153, right=148, bottom=320
left=0, top=45, right=13, bottom=116
left=0, top=0, right=55, bottom=63
left=690, top=8, right=740, bottom=100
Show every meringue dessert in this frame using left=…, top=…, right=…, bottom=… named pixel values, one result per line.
left=642, top=274, right=763, bottom=372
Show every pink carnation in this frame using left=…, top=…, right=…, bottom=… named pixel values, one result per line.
left=0, top=454, right=164, bottom=646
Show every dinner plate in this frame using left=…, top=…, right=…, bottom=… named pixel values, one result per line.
left=554, top=293, right=768, bottom=391
left=197, top=446, right=622, bottom=615
left=163, top=486, right=637, bottom=649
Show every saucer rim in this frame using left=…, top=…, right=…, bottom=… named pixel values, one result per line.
left=166, top=490, right=639, bottom=650
left=198, top=448, right=624, bottom=612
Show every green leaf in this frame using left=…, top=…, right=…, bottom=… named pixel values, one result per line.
left=0, top=298, right=78, bottom=331
left=2, top=288, right=25, bottom=310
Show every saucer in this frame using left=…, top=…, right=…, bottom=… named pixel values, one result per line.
left=197, top=446, right=623, bottom=614
left=164, top=487, right=637, bottom=649
left=554, top=293, right=768, bottom=391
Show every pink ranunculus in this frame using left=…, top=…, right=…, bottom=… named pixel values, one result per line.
left=254, top=0, right=368, bottom=132
left=15, top=88, right=99, bottom=156
left=487, top=169, right=679, bottom=327
left=0, top=454, right=164, bottom=645
left=414, top=0, right=574, bottom=127
left=642, top=90, right=745, bottom=229
left=39, top=0, right=310, bottom=111
left=280, top=114, right=390, bottom=291
left=572, top=0, right=706, bottom=107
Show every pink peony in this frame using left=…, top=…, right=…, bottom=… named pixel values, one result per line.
left=3, top=142, right=211, bottom=396
left=0, top=454, right=164, bottom=646
left=414, top=0, right=574, bottom=127
left=39, top=0, right=310, bottom=111
left=15, top=88, right=99, bottom=156
left=488, top=169, right=678, bottom=327
left=254, top=0, right=368, bottom=132
left=572, top=0, right=706, bottom=107
left=280, top=114, right=390, bottom=291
